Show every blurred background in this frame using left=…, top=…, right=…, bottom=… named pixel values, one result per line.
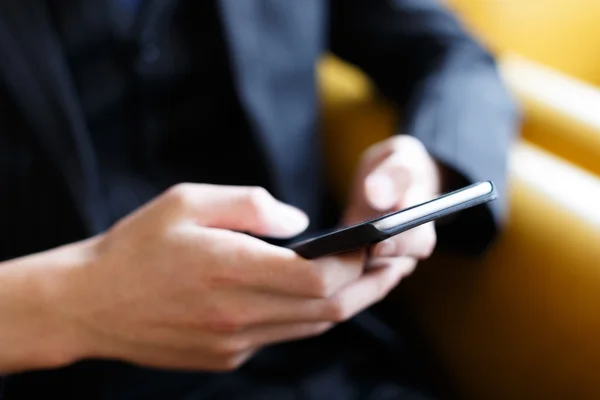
left=319, top=1, right=600, bottom=399
left=448, top=0, right=600, bottom=175
left=450, top=0, right=600, bottom=85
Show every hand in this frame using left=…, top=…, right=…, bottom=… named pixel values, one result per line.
left=344, top=135, right=442, bottom=270
left=45, top=184, right=409, bottom=372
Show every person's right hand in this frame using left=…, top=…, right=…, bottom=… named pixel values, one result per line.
left=50, top=184, right=411, bottom=372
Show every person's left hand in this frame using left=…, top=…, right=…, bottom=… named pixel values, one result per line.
left=343, top=135, right=443, bottom=271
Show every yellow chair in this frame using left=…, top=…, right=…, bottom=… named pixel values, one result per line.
left=444, top=0, right=600, bottom=177
left=446, top=0, right=600, bottom=87
left=320, top=56, right=600, bottom=399
left=500, top=55, right=600, bottom=177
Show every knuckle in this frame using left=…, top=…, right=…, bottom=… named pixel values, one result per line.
left=392, top=134, right=424, bottom=151
left=373, top=269, right=396, bottom=300
left=304, top=267, right=333, bottom=298
left=398, top=162, right=413, bottom=177
left=295, top=322, right=334, bottom=340
left=165, top=183, right=195, bottom=208
left=206, top=311, right=247, bottom=334
left=212, top=338, right=250, bottom=358
left=214, top=348, right=254, bottom=372
left=393, top=237, right=409, bottom=256
left=390, top=159, right=415, bottom=182
left=311, top=322, right=334, bottom=336
left=323, top=298, right=351, bottom=323
left=207, top=268, right=244, bottom=289
left=363, top=140, right=392, bottom=162
left=377, top=155, right=414, bottom=187
left=362, top=145, right=380, bottom=162
left=247, top=187, right=272, bottom=210
left=213, top=355, right=247, bottom=372
left=246, top=187, right=273, bottom=226
left=224, top=356, right=246, bottom=371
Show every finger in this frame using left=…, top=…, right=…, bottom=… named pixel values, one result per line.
left=365, top=256, right=419, bottom=278
left=237, top=321, right=334, bottom=348
left=364, top=154, right=412, bottom=211
left=344, top=156, right=414, bottom=226
left=362, top=135, right=430, bottom=212
left=202, top=291, right=332, bottom=331
left=206, top=239, right=365, bottom=298
left=343, top=142, right=396, bottom=225
left=203, top=252, right=363, bottom=331
left=253, top=251, right=364, bottom=298
left=237, top=258, right=413, bottom=325
left=371, top=222, right=437, bottom=259
left=370, top=182, right=438, bottom=259
left=308, top=250, right=366, bottom=296
left=127, top=344, right=257, bottom=372
left=320, top=257, right=417, bottom=321
left=161, top=184, right=308, bottom=238
left=205, top=258, right=411, bottom=330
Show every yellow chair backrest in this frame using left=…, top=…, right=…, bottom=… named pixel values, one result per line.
left=447, top=0, right=600, bottom=86
left=318, top=56, right=398, bottom=203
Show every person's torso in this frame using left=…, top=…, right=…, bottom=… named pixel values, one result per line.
left=0, top=3, right=445, bottom=399
left=50, top=0, right=272, bottom=222
left=0, top=0, right=332, bottom=262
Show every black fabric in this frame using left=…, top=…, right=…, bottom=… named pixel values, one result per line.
left=0, top=85, right=86, bottom=260
left=47, top=0, right=271, bottom=226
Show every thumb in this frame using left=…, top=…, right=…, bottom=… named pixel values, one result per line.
left=364, top=161, right=409, bottom=211
left=166, top=185, right=309, bottom=238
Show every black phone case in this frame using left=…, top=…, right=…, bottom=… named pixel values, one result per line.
left=289, top=181, right=497, bottom=259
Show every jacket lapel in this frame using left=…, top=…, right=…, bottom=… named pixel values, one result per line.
left=0, top=0, right=326, bottom=231
left=217, top=0, right=280, bottom=183
left=0, top=0, right=108, bottom=234
left=218, top=0, right=326, bottom=213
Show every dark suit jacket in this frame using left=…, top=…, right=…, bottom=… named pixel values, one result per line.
left=0, top=0, right=519, bottom=398
left=0, top=0, right=518, bottom=258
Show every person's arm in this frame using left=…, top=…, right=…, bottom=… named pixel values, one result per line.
left=329, top=0, right=520, bottom=254
left=0, top=239, right=97, bottom=373
left=0, top=184, right=413, bottom=375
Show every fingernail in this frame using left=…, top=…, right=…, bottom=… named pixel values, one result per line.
left=366, top=175, right=398, bottom=210
left=374, top=240, right=396, bottom=257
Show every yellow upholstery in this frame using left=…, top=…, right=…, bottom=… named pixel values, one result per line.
left=500, top=55, right=600, bottom=177
left=446, top=0, right=600, bottom=87
left=319, top=56, right=600, bottom=399
left=444, top=1, right=600, bottom=177
left=318, top=56, right=398, bottom=203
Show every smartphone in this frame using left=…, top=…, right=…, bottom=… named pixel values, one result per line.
left=289, top=181, right=497, bottom=259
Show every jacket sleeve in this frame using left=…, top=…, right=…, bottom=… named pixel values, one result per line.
left=329, top=0, right=520, bottom=255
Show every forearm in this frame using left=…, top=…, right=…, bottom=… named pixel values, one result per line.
left=0, top=238, right=96, bottom=373
left=403, top=47, right=519, bottom=209
left=329, top=0, right=520, bottom=253
left=403, top=49, right=519, bottom=254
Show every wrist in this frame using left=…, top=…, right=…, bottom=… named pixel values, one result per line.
left=0, top=237, right=101, bottom=373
